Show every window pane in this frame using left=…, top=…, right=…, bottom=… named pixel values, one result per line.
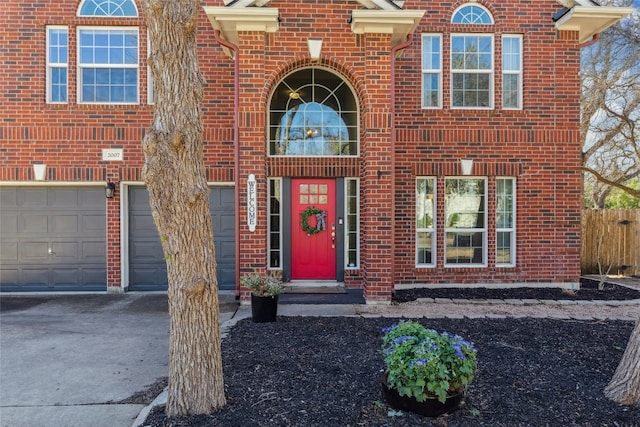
left=47, top=27, right=68, bottom=104
left=346, top=178, right=359, bottom=268
left=79, top=28, right=139, bottom=104
left=79, top=0, right=138, bottom=17
left=452, top=5, right=493, bottom=24
left=496, top=231, right=512, bottom=264
left=417, top=233, right=433, bottom=265
left=446, top=232, right=484, bottom=264
left=445, top=179, right=486, bottom=265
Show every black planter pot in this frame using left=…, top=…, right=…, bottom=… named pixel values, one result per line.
left=381, top=375, right=463, bottom=417
left=251, top=294, right=279, bottom=323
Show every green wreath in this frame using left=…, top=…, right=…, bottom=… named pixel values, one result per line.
left=301, top=206, right=323, bottom=235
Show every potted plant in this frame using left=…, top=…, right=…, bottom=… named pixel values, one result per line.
left=381, top=320, right=477, bottom=417
left=240, top=271, right=284, bottom=323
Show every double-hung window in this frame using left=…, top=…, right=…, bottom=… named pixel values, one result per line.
left=445, top=178, right=487, bottom=266
left=502, top=35, right=523, bottom=109
left=46, top=27, right=68, bottom=103
left=496, top=178, right=516, bottom=266
left=78, top=28, right=139, bottom=104
left=416, top=178, right=436, bottom=266
left=451, top=34, right=494, bottom=108
left=421, top=34, right=442, bottom=109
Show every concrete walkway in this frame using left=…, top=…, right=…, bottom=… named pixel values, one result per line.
left=0, top=280, right=638, bottom=427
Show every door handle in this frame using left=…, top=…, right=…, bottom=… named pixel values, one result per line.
left=331, top=231, right=335, bottom=249
left=48, top=248, right=56, bottom=255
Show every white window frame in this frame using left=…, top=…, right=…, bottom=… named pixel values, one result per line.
left=46, top=26, right=69, bottom=104
left=421, top=34, right=442, bottom=109
left=444, top=177, right=488, bottom=267
left=416, top=177, right=437, bottom=267
left=451, top=4, right=494, bottom=24
left=267, top=178, right=283, bottom=270
left=345, top=178, right=360, bottom=269
left=450, top=33, right=494, bottom=110
left=76, top=26, right=140, bottom=105
left=77, top=0, right=138, bottom=17
left=502, top=34, right=523, bottom=110
left=496, top=177, right=516, bottom=267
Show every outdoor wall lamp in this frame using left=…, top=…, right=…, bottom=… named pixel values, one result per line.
left=33, top=164, right=47, bottom=180
left=105, top=180, right=116, bottom=198
left=460, top=159, right=474, bottom=176
left=308, top=38, right=322, bottom=60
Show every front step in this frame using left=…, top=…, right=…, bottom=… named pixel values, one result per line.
left=284, top=281, right=347, bottom=294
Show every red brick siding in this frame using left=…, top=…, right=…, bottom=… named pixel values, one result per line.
left=1, top=0, right=584, bottom=299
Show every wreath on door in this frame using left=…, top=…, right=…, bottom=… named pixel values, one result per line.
left=301, top=206, right=324, bottom=235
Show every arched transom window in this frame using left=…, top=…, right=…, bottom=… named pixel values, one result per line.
left=78, top=0, right=138, bottom=17
left=451, top=4, right=493, bottom=24
left=269, top=68, right=358, bottom=156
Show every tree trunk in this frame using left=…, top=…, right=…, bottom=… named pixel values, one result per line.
left=605, top=318, right=640, bottom=407
left=142, top=0, right=226, bottom=416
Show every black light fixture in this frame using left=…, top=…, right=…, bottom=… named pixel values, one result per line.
left=105, top=180, right=116, bottom=199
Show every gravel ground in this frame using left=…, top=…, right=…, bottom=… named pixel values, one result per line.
left=143, top=280, right=640, bottom=426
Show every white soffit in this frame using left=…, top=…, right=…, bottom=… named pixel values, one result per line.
left=555, top=5, right=634, bottom=43
left=351, top=9, right=425, bottom=46
left=203, top=6, right=279, bottom=50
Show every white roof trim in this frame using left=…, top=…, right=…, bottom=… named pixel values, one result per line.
left=203, top=6, right=279, bottom=55
left=351, top=9, right=425, bottom=46
left=555, top=5, right=634, bottom=43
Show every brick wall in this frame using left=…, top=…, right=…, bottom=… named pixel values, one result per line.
left=1, top=0, right=584, bottom=299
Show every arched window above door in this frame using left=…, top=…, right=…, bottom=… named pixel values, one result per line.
left=269, top=68, right=358, bottom=157
left=78, top=0, right=138, bottom=17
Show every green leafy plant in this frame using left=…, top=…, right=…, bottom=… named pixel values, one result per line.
left=240, top=271, right=284, bottom=297
left=381, top=320, right=477, bottom=404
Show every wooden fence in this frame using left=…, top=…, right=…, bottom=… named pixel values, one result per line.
left=581, top=209, right=640, bottom=277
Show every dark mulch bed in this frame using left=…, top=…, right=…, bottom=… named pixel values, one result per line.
left=145, top=316, right=639, bottom=426
left=392, top=277, right=640, bottom=303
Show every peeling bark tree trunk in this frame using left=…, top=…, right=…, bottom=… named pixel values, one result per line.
left=605, top=318, right=640, bottom=407
left=142, top=0, right=225, bottom=416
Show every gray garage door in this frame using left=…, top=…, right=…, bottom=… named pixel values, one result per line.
left=128, top=186, right=236, bottom=291
left=0, top=187, right=107, bottom=291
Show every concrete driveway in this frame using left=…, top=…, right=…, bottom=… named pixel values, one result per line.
left=0, top=293, right=238, bottom=427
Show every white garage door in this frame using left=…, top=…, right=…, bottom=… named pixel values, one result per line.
left=0, top=187, right=107, bottom=291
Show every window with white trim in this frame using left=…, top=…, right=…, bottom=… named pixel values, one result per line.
left=78, top=0, right=138, bottom=17
left=345, top=178, right=360, bottom=268
left=496, top=178, right=516, bottom=266
left=445, top=178, right=487, bottom=266
left=46, top=26, right=68, bottom=104
left=416, top=178, right=436, bottom=266
left=421, top=34, right=442, bottom=109
left=452, top=4, right=493, bottom=24
left=78, top=28, right=139, bottom=104
left=451, top=34, right=494, bottom=108
left=268, top=178, right=282, bottom=269
left=502, top=35, right=523, bottom=109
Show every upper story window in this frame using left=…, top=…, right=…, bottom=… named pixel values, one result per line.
left=451, top=34, right=494, bottom=108
left=78, top=28, right=139, bottom=104
left=502, top=35, right=523, bottom=109
left=78, top=0, right=138, bottom=17
left=451, top=4, right=494, bottom=24
left=269, top=68, right=358, bottom=157
left=46, top=26, right=68, bottom=104
left=421, top=34, right=442, bottom=109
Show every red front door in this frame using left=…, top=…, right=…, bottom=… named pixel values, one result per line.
left=291, top=179, right=336, bottom=280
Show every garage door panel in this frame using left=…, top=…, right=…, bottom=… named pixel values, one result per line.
left=1, top=187, right=18, bottom=205
left=219, top=214, right=235, bottom=233
left=22, top=215, right=49, bottom=233
left=1, top=216, right=18, bottom=234
left=82, top=241, right=107, bottom=259
left=53, top=215, right=79, bottom=233
left=22, top=188, right=47, bottom=205
left=21, top=242, right=49, bottom=261
left=83, top=214, right=107, bottom=232
left=0, top=242, right=18, bottom=261
left=0, top=269, right=18, bottom=287
left=21, top=268, right=49, bottom=286
left=51, top=242, right=79, bottom=259
left=131, top=214, right=158, bottom=232
left=50, top=188, right=79, bottom=207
